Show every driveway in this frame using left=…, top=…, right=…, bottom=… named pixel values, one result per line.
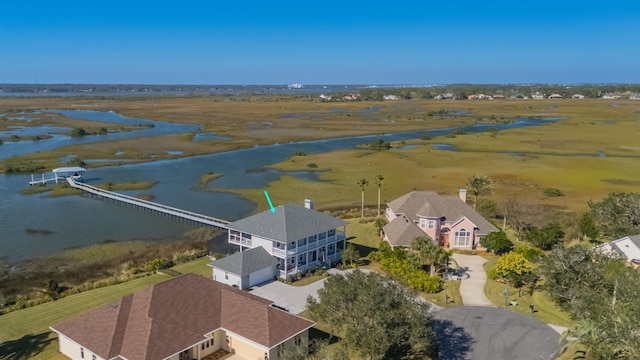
left=452, top=253, right=494, bottom=307
left=433, top=306, right=560, bottom=360
left=249, top=276, right=328, bottom=314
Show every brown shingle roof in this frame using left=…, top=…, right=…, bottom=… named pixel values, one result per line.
left=51, top=274, right=314, bottom=360
left=388, top=191, right=497, bottom=234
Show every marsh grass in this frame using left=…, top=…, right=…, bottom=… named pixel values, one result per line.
left=94, top=180, right=156, bottom=191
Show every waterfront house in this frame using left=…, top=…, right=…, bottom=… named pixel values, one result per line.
left=531, top=92, right=545, bottom=100
left=384, top=190, right=497, bottom=250
left=572, top=94, right=585, bottom=99
left=227, top=200, right=348, bottom=279
left=208, top=247, right=279, bottom=289
left=548, top=94, right=564, bottom=99
left=50, top=274, right=314, bottom=360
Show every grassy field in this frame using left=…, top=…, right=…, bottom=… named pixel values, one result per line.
left=482, top=256, right=573, bottom=327
left=169, top=256, right=213, bottom=277
left=212, top=100, right=640, bottom=223
left=0, top=274, right=170, bottom=360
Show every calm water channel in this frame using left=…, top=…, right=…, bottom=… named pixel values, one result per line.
left=0, top=110, right=562, bottom=263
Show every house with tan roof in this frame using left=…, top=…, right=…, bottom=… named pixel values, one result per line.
left=384, top=190, right=498, bottom=250
left=227, top=201, right=348, bottom=279
left=50, top=274, right=314, bottom=360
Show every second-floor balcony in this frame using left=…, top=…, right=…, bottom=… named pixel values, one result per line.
left=229, top=234, right=252, bottom=247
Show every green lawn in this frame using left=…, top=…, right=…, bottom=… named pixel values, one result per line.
left=422, top=280, right=464, bottom=308
left=0, top=274, right=170, bottom=360
left=170, top=256, right=213, bottom=277
left=482, top=257, right=574, bottom=327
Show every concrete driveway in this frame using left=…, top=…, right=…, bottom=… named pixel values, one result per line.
left=249, top=276, right=328, bottom=314
left=433, top=306, right=560, bottom=360
left=452, top=253, right=495, bottom=307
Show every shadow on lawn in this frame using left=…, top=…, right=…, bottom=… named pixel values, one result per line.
left=0, top=332, right=54, bottom=360
left=347, top=240, right=377, bottom=259
left=431, top=318, right=474, bottom=359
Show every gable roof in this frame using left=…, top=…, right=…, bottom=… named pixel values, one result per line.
left=51, top=274, right=314, bottom=360
left=227, top=203, right=348, bottom=243
left=208, top=247, right=279, bottom=276
left=383, top=216, right=432, bottom=247
left=388, top=191, right=497, bottom=234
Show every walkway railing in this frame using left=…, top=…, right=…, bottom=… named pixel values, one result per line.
left=66, top=177, right=229, bottom=229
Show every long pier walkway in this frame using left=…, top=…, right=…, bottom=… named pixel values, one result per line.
left=66, top=177, right=229, bottom=229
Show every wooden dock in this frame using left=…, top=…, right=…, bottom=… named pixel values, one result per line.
left=66, top=177, right=229, bottom=229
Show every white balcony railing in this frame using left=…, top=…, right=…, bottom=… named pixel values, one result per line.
left=229, top=235, right=252, bottom=247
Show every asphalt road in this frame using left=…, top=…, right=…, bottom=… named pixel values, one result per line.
left=432, top=306, right=560, bottom=360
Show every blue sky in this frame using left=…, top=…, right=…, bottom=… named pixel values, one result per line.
left=0, top=0, right=638, bottom=84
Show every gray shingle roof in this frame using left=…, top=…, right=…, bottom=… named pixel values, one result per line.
left=226, top=203, right=348, bottom=243
left=388, top=191, right=497, bottom=234
left=208, top=247, right=279, bottom=276
left=383, top=216, right=432, bottom=247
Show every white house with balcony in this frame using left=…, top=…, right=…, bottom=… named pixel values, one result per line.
left=226, top=200, right=348, bottom=279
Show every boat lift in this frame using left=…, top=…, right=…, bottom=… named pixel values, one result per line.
left=29, top=167, right=87, bottom=186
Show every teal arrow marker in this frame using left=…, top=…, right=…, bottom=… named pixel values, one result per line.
left=264, top=191, right=276, bottom=213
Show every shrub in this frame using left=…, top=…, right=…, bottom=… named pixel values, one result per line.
left=70, top=127, right=87, bottom=137
left=543, top=187, right=564, bottom=197
left=307, top=163, right=318, bottom=168
left=291, top=151, right=306, bottom=157
left=524, top=223, right=565, bottom=250
left=480, top=231, right=513, bottom=255
left=145, top=258, right=174, bottom=272
left=370, top=138, right=391, bottom=150
left=511, top=246, right=544, bottom=261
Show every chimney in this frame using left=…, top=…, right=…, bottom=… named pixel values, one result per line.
left=459, top=189, right=467, bottom=203
left=304, top=199, right=314, bottom=209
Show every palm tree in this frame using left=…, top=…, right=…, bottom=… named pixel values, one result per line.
left=560, top=320, right=605, bottom=360
left=411, top=236, right=444, bottom=276
left=375, top=174, right=384, bottom=217
left=357, top=178, right=369, bottom=219
left=467, top=174, right=493, bottom=209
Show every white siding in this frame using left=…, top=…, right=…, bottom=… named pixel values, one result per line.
left=58, top=334, right=82, bottom=360
left=249, top=266, right=275, bottom=287
left=212, top=268, right=242, bottom=288
left=251, top=236, right=276, bottom=255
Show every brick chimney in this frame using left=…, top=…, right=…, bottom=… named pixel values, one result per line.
left=304, top=199, right=314, bottom=209
left=459, top=189, right=467, bottom=203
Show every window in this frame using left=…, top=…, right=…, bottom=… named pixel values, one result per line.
left=428, top=220, right=435, bottom=229
left=290, top=257, right=295, bottom=265
left=328, top=243, right=335, bottom=255
left=225, top=272, right=229, bottom=280
left=92, top=355, right=96, bottom=360
left=81, top=348, right=84, bottom=359
left=454, top=228, right=471, bottom=247
left=328, top=229, right=336, bottom=237
left=289, top=241, right=296, bottom=249
left=299, top=253, right=306, bottom=266
left=336, top=240, right=345, bottom=250
left=241, top=233, right=252, bottom=239
left=308, top=235, right=317, bottom=243
left=311, top=250, right=317, bottom=262
left=298, top=238, right=307, bottom=246
left=319, top=232, right=326, bottom=240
